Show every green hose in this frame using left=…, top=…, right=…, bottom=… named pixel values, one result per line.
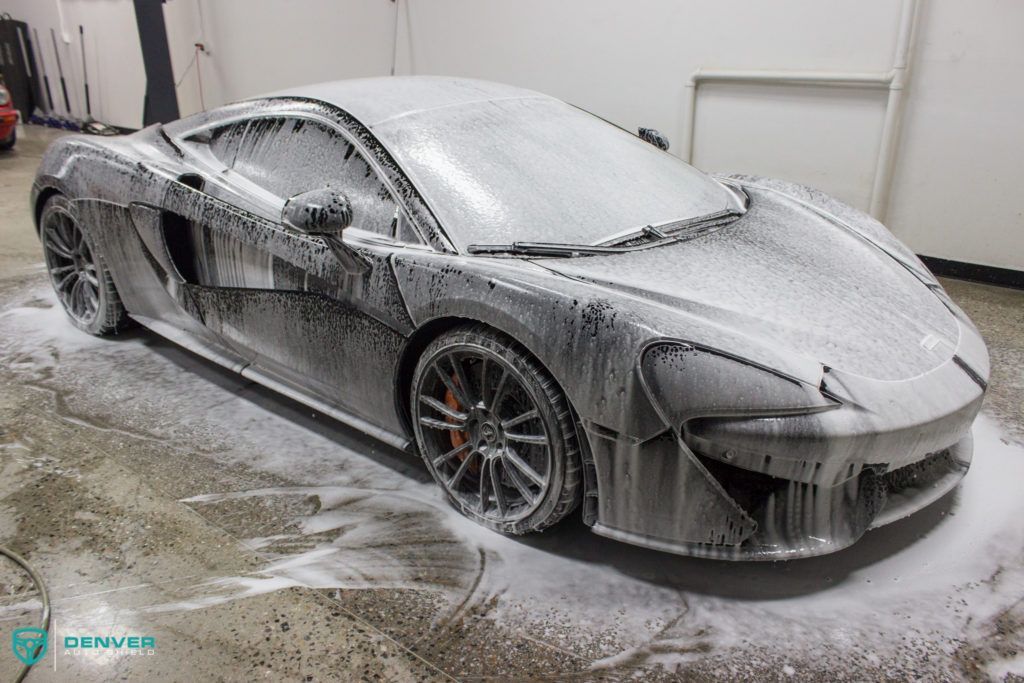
left=0, top=546, right=50, bottom=683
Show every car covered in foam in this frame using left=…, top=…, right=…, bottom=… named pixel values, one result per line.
left=31, top=76, right=987, bottom=559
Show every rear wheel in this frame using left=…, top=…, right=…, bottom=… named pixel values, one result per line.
left=0, top=129, right=14, bottom=150
left=411, top=324, right=581, bottom=535
left=40, top=195, right=130, bottom=335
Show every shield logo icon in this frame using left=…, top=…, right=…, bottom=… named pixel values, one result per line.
left=11, top=627, right=48, bottom=666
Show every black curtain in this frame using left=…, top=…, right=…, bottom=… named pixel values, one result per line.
left=133, top=0, right=179, bottom=125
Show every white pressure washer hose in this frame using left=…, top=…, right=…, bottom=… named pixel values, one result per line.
left=0, top=545, right=50, bottom=682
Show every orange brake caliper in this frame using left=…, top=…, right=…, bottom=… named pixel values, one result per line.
left=444, top=375, right=478, bottom=473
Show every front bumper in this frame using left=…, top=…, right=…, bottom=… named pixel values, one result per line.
left=585, top=319, right=987, bottom=560
left=587, top=428, right=974, bottom=560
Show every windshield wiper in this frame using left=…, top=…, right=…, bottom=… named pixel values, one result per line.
left=652, top=208, right=745, bottom=238
left=467, top=242, right=620, bottom=257
left=468, top=207, right=747, bottom=257
left=641, top=225, right=668, bottom=239
left=599, top=208, right=745, bottom=248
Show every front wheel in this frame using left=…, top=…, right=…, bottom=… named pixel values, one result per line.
left=411, top=325, right=581, bottom=535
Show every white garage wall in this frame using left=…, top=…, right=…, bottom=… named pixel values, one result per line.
left=886, top=0, right=1024, bottom=272
left=0, top=0, right=399, bottom=128
left=0, top=0, right=145, bottom=129
left=393, top=0, right=902, bottom=213
left=164, top=0, right=398, bottom=115
left=392, top=0, right=1023, bottom=271
left=1, top=0, right=1020, bottom=271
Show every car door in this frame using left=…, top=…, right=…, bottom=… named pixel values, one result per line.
left=166, top=113, right=422, bottom=436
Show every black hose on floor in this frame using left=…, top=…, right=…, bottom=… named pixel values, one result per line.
left=0, top=545, right=50, bottom=682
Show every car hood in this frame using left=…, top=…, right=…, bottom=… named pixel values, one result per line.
left=539, top=184, right=958, bottom=382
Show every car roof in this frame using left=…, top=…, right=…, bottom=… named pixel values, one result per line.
left=263, top=75, right=552, bottom=129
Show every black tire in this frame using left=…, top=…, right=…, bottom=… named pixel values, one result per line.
left=0, top=129, right=14, bottom=150
left=411, top=324, right=581, bottom=535
left=40, top=194, right=131, bottom=336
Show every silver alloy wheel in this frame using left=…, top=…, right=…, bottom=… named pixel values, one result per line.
left=42, top=207, right=101, bottom=325
left=414, top=346, right=553, bottom=523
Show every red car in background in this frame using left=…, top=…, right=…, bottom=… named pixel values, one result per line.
left=0, top=85, right=18, bottom=150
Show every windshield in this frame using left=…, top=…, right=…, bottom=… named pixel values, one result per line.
left=370, top=96, right=741, bottom=251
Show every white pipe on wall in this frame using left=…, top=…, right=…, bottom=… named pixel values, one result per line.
left=54, top=0, right=72, bottom=43
left=681, top=0, right=920, bottom=221
left=685, top=70, right=892, bottom=89
left=869, top=0, right=919, bottom=219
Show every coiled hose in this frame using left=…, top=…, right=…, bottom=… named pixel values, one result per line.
left=0, top=545, right=50, bottom=683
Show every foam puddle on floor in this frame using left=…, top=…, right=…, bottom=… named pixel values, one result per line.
left=3, top=283, right=1024, bottom=678
left=165, top=414, right=1024, bottom=679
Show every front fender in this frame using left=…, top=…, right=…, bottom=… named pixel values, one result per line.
left=393, top=251, right=665, bottom=440
left=394, top=252, right=767, bottom=545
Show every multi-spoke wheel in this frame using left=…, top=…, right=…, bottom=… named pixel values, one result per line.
left=411, top=325, right=581, bottom=534
left=40, top=194, right=129, bottom=335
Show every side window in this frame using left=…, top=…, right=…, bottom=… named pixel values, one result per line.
left=230, top=117, right=403, bottom=238
left=208, top=121, right=247, bottom=168
left=395, top=211, right=421, bottom=244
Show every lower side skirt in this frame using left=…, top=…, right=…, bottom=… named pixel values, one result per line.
left=131, top=314, right=413, bottom=452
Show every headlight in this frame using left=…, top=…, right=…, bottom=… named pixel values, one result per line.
left=639, top=341, right=840, bottom=431
left=0, top=88, right=9, bottom=106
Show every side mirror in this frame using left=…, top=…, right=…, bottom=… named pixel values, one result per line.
left=282, top=187, right=368, bottom=274
left=638, top=127, right=670, bottom=151
left=282, top=187, right=352, bottom=236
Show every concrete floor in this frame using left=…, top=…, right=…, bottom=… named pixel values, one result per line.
left=1, top=125, right=1022, bottom=682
